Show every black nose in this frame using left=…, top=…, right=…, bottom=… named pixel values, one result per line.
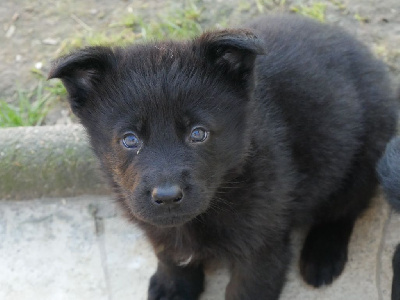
left=151, top=185, right=183, bottom=205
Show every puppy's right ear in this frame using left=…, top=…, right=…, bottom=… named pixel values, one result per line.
left=194, top=29, right=264, bottom=85
left=48, top=46, right=117, bottom=114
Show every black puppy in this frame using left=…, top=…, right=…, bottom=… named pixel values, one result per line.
left=377, top=137, right=400, bottom=300
left=49, top=15, right=397, bottom=300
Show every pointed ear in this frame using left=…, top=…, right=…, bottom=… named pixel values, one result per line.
left=48, top=46, right=117, bottom=114
left=194, top=29, right=264, bottom=83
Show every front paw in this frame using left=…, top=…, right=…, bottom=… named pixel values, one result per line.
left=300, top=242, right=347, bottom=287
left=300, top=221, right=351, bottom=287
left=148, top=271, right=202, bottom=300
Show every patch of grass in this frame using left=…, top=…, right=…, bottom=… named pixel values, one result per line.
left=254, top=0, right=286, bottom=13
left=354, top=13, right=369, bottom=23
left=373, top=44, right=388, bottom=60
left=45, top=80, right=67, bottom=98
left=31, top=68, right=67, bottom=99
left=58, top=1, right=204, bottom=55
left=0, top=81, right=50, bottom=127
left=328, top=0, right=346, bottom=11
left=238, top=1, right=252, bottom=12
left=290, top=2, right=327, bottom=22
left=255, top=0, right=270, bottom=13
left=57, top=29, right=139, bottom=54
left=139, top=2, right=203, bottom=40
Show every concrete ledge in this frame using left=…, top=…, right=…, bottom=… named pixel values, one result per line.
left=0, top=195, right=396, bottom=299
left=0, top=125, right=110, bottom=200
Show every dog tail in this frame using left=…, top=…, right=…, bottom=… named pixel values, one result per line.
left=377, top=136, right=400, bottom=300
left=377, top=136, right=400, bottom=211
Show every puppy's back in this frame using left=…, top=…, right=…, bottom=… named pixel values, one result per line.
left=248, top=15, right=397, bottom=217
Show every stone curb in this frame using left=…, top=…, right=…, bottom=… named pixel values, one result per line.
left=0, top=125, right=110, bottom=200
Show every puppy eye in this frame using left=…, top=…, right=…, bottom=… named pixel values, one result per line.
left=189, top=127, right=208, bottom=143
left=122, top=133, right=141, bottom=149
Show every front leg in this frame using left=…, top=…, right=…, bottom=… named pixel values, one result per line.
left=148, top=258, right=204, bottom=300
left=226, top=237, right=291, bottom=300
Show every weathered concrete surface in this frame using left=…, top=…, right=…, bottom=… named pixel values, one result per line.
left=0, top=194, right=397, bottom=300
left=0, top=125, right=109, bottom=200
left=0, top=196, right=108, bottom=299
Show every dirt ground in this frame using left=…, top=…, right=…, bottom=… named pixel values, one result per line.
left=0, top=0, right=399, bottom=125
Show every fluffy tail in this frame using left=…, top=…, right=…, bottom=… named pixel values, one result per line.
left=377, top=136, right=400, bottom=211
left=377, top=136, right=400, bottom=300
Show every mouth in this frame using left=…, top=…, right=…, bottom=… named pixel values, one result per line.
left=146, top=213, right=198, bottom=227
left=126, top=197, right=203, bottom=227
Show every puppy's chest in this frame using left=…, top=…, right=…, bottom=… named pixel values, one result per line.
left=154, top=229, right=220, bottom=264
left=153, top=219, right=262, bottom=265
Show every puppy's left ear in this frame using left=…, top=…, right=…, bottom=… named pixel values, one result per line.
left=194, top=29, right=264, bottom=83
left=48, top=46, right=117, bottom=116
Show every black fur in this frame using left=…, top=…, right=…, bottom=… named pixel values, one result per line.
left=49, top=15, right=397, bottom=300
left=377, top=137, right=400, bottom=300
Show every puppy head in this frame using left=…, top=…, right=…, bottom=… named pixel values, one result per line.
left=49, top=30, right=264, bottom=227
